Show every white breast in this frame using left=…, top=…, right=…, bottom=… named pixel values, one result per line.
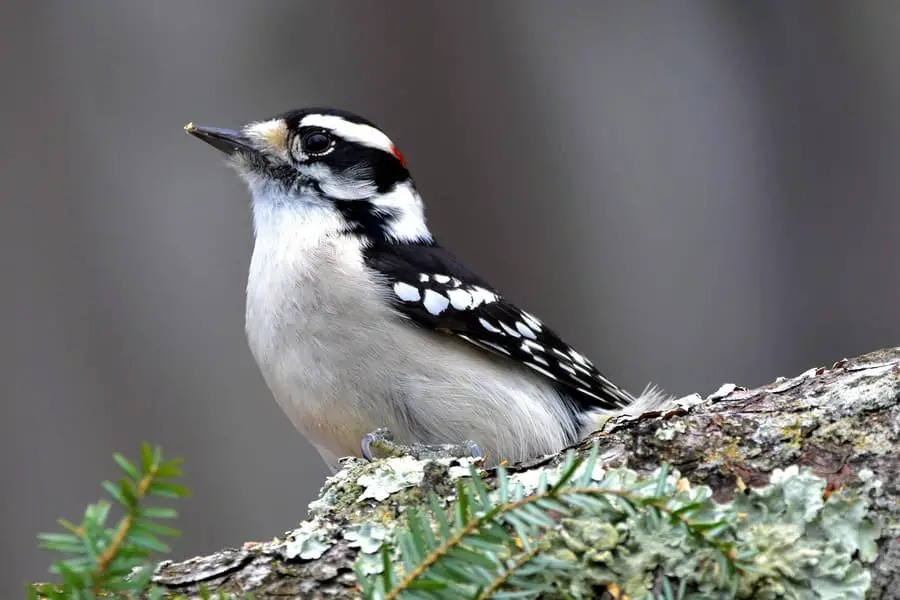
left=245, top=201, right=579, bottom=469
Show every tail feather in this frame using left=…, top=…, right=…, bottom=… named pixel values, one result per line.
left=579, top=383, right=673, bottom=437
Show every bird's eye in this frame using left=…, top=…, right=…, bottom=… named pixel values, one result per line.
left=300, top=130, right=334, bottom=156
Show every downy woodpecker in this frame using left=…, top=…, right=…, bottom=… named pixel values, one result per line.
left=186, top=108, right=665, bottom=470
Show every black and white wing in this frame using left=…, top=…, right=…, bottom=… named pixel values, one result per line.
left=363, top=242, right=636, bottom=412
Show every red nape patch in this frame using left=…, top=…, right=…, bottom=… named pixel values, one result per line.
left=390, top=145, right=408, bottom=168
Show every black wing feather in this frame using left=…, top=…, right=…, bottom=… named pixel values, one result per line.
left=363, top=242, right=635, bottom=412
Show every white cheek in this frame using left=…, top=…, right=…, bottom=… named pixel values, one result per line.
left=301, top=164, right=377, bottom=200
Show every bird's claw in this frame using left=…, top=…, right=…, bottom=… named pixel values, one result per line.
left=360, top=428, right=483, bottom=462
left=361, top=427, right=395, bottom=461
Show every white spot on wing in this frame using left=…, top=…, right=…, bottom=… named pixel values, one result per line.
left=570, top=374, right=592, bottom=387
left=522, top=340, right=544, bottom=353
left=433, top=274, right=450, bottom=284
left=458, top=334, right=511, bottom=356
left=468, top=286, right=498, bottom=307
left=393, top=282, right=420, bottom=302
left=577, top=387, right=604, bottom=401
left=419, top=274, right=430, bottom=282
left=569, top=349, right=591, bottom=366
left=499, top=321, right=522, bottom=337
left=531, top=355, right=549, bottom=366
left=478, top=318, right=502, bottom=334
left=515, top=321, right=537, bottom=339
left=552, top=348, right=570, bottom=360
left=521, top=311, right=542, bottom=331
left=480, top=340, right=512, bottom=355
left=524, top=362, right=559, bottom=380
left=573, top=363, right=593, bottom=377
left=446, top=289, right=472, bottom=310
left=422, top=289, right=449, bottom=315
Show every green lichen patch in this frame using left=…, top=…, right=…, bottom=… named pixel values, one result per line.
left=728, top=466, right=880, bottom=598
left=282, top=519, right=334, bottom=560
left=541, top=465, right=879, bottom=598
left=357, top=456, right=429, bottom=501
left=281, top=454, right=479, bottom=571
left=361, top=450, right=881, bottom=600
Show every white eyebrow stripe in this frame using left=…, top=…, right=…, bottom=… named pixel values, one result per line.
left=299, top=114, right=395, bottom=154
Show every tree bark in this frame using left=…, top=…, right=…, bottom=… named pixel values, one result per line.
left=152, top=347, right=900, bottom=599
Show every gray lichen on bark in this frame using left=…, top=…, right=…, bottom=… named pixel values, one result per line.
left=152, top=347, right=900, bottom=599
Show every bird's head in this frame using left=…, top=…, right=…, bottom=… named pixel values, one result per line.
left=186, top=107, right=431, bottom=243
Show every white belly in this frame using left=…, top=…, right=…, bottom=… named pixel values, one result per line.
left=244, top=209, right=577, bottom=469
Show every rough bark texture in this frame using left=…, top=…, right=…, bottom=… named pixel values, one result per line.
left=152, top=347, right=900, bottom=599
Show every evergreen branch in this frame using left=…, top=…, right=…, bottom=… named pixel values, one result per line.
left=383, top=458, right=582, bottom=599
left=475, top=545, right=542, bottom=600
left=366, top=449, right=750, bottom=599
left=93, top=456, right=157, bottom=581
left=360, top=442, right=879, bottom=600
left=384, top=517, right=474, bottom=600
left=33, top=443, right=189, bottom=599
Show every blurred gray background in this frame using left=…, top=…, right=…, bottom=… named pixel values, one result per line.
left=2, top=0, right=899, bottom=592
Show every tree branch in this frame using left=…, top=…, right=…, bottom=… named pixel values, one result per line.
left=152, top=347, right=900, bottom=599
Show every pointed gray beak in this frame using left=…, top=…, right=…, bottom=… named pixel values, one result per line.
left=184, top=123, right=256, bottom=156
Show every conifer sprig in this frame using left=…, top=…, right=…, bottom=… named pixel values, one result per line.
left=31, top=443, right=189, bottom=599
left=358, top=448, right=747, bottom=600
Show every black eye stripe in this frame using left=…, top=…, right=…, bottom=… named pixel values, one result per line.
left=283, top=124, right=411, bottom=197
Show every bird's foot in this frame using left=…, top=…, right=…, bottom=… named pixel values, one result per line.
left=360, top=428, right=483, bottom=462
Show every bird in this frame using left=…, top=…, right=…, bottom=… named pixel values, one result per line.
left=185, top=107, right=666, bottom=471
